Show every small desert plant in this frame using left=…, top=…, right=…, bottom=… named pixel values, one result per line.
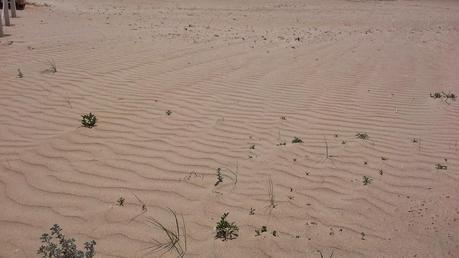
left=430, top=91, right=456, bottom=104
left=17, top=69, right=23, bottom=78
left=317, top=250, right=334, bottom=258
left=214, top=168, right=223, bottom=186
left=215, top=213, right=239, bottom=241
left=277, top=142, right=286, bottom=146
left=145, top=209, right=187, bottom=258
left=362, top=176, right=372, bottom=185
left=117, top=197, right=125, bottom=206
left=37, top=224, right=96, bottom=258
left=435, top=163, right=447, bottom=170
left=355, top=132, right=369, bottom=140
left=249, top=208, right=255, bottom=215
left=166, top=110, right=172, bottom=116
left=81, top=113, right=97, bottom=128
left=249, top=144, right=255, bottom=150
left=44, top=59, right=57, bottom=73
left=292, top=137, right=303, bottom=144
left=430, top=92, right=442, bottom=99
left=267, top=176, right=277, bottom=209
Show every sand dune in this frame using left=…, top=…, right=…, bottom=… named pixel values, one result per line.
left=1, top=0, right=459, bottom=257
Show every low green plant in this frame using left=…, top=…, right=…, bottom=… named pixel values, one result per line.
left=81, top=113, right=97, bottom=128
left=215, top=213, right=239, bottom=241
left=292, top=137, right=303, bottom=143
left=37, top=224, right=96, bottom=258
left=362, top=176, right=372, bottom=185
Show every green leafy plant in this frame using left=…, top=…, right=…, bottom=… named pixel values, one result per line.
left=292, top=137, right=303, bottom=144
left=362, top=176, right=372, bottom=185
left=215, top=213, right=239, bottom=241
left=37, top=224, right=96, bottom=258
left=81, top=113, right=97, bottom=128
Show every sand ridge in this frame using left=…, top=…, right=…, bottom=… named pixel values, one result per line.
left=1, top=0, right=459, bottom=257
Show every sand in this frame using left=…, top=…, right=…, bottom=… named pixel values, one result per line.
left=1, top=0, right=459, bottom=257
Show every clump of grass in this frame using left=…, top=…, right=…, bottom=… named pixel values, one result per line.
left=215, top=213, right=239, bottom=241
left=362, top=176, right=372, bottom=185
left=267, top=176, right=277, bottom=209
left=37, top=224, right=96, bottom=258
left=249, top=208, right=255, bottom=215
left=17, top=69, right=23, bottom=78
left=249, top=144, right=255, bottom=150
left=355, top=132, right=369, bottom=140
left=317, top=250, right=334, bottom=258
left=292, top=137, right=303, bottom=144
left=145, top=209, right=187, bottom=258
left=81, top=113, right=97, bottom=128
left=44, top=59, right=57, bottom=73
left=435, top=163, right=447, bottom=170
left=117, top=197, right=125, bottom=206
left=166, top=110, right=172, bottom=116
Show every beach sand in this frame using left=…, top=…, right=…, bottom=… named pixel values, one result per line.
left=1, top=0, right=459, bottom=257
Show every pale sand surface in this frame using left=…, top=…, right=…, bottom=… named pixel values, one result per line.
left=1, top=0, right=459, bottom=257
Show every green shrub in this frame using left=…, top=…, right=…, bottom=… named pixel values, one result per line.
left=215, top=213, right=239, bottom=241
left=38, top=224, right=96, bottom=258
left=81, top=113, right=97, bottom=128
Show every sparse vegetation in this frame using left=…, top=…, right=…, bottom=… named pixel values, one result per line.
left=430, top=91, right=456, bottom=102
left=37, top=224, right=96, bottom=258
left=355, top=132, right=369, bottom=140
left=249, top=144, right=255, bottom=150
left=145, top=208, right=187, bottom=258
left=292, top=137, right=303, bottom=144
left=249, top=208, right=255, bottom=215
left=435, top=163, right=447, bottom=170
left=267, top=176, right=277, bottom=209
left=215, top=213, right=239, bottom=241
left=17, top=69, right=23, bottom=78
left=317, top=249, right=334, bottom=258
left=44, top=59, right=57, bottom=73
left=214, top=168, right=223, bottom=186
left=81, top=113, right=97, bottom=128
left=362, top=176, right=372, bottom=185
left=166, top=110, right=172, bottom=116
left=117, top=197, right=125, bottom=206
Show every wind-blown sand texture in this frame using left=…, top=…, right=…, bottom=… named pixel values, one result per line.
left=1, top=0, right=459, bottom=257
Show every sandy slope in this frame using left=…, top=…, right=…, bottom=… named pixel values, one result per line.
left=1, top=0, right=459, bottom=257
